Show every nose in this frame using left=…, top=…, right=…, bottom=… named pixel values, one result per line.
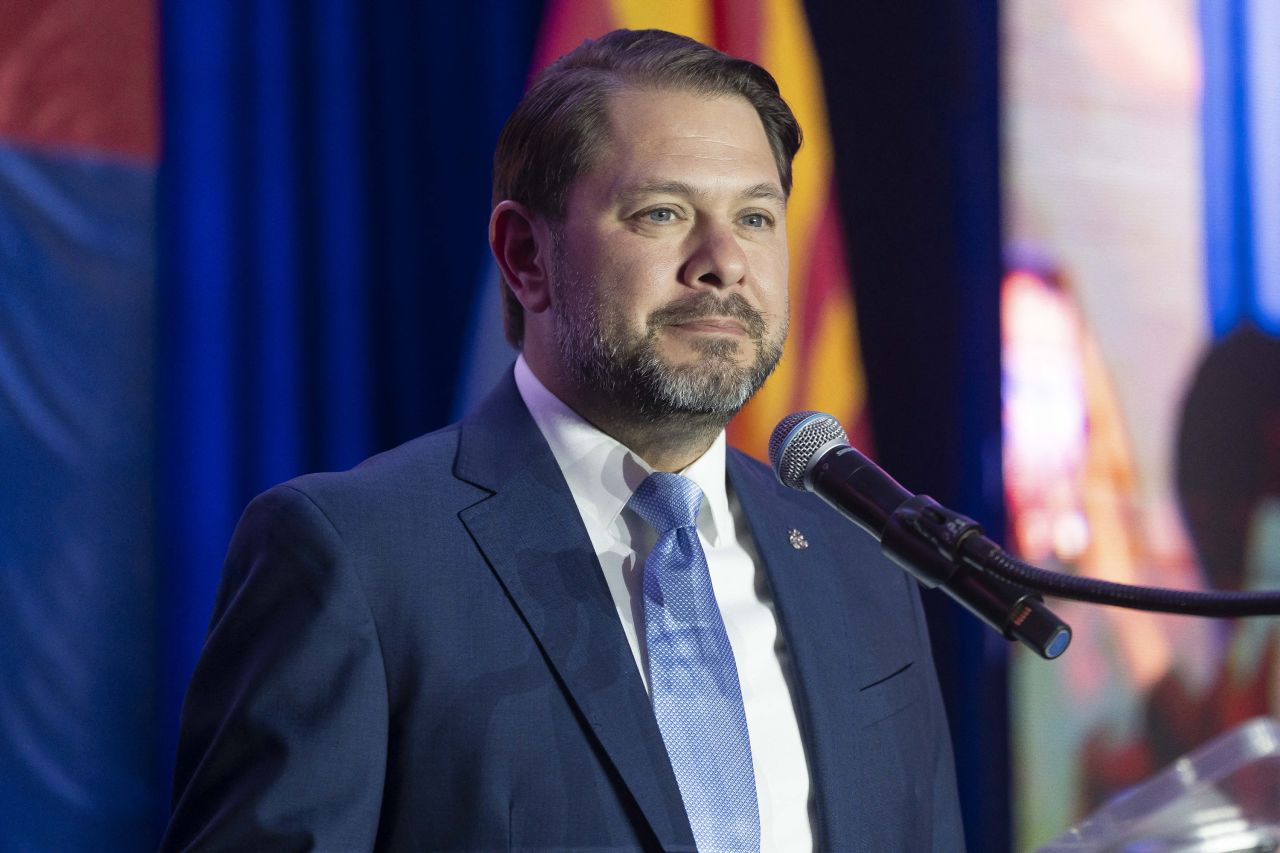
left=681, top=222, right=748, bottom=289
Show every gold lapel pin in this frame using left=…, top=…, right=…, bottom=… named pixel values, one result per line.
left=788, top=528, right=809, bottom=550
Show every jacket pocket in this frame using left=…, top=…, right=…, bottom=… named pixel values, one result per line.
left=854, top=661, right=920, bottom=728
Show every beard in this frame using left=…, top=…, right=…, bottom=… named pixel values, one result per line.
left=549, top=237, right=786, bottom=422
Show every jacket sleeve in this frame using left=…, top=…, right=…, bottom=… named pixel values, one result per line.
left=161, top=485, right=388, bottom=852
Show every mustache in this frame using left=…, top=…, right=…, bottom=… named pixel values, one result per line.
left=647, top=292, right=768, bottom=339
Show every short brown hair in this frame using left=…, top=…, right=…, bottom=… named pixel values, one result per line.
left=491, top=29, right=803, bottom=347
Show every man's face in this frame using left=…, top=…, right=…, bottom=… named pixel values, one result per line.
left=545, top=87, right=789, bottom=420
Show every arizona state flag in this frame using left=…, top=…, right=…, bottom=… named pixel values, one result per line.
left=530, top=0, right=872, bottom=458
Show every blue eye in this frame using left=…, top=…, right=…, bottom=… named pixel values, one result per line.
left=741, top=212, right=769, bottom=229
left=645, top=208, right=677, bottom=223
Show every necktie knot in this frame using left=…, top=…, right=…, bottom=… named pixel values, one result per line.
left=627, top=472, right=704, bottom=534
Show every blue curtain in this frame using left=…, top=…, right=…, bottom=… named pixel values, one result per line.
left=156, top=0, right=542, bottom=841
left=1201, top=0, right=1280, bottom=337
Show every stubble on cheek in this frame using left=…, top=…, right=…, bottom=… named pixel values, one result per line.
left=548, top=229, right=787, bottom=417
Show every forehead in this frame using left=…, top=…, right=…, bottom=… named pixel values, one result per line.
left=580, top=87, right=782, bottom=198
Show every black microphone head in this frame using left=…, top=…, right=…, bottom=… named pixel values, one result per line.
left=769, top=411, right=849, bottom=490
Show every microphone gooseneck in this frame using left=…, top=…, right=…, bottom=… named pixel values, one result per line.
left=771, top=411, right=1280, bottom=660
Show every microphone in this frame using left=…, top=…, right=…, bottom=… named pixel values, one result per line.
left=769, top=411, right=1071, bottom=660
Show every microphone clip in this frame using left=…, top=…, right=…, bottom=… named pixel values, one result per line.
left=881, top=495, right=981, bottom=586
left=881, top=496, right=1072, bottom=660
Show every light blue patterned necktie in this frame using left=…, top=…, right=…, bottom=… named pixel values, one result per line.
left=628, top=472, right=761, bottom=853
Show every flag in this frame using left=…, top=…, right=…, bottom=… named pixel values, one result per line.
left=0, top=0, right=161, bottom=846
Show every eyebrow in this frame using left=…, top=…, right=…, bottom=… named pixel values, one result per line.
left=616, top=180, right=787, bottom=207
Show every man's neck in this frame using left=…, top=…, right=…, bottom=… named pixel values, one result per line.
left=522, top=355, right=726, bottom=472
left=575, top=402, right=725, bottom=473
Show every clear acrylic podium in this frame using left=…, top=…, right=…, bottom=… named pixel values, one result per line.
left=1038, top=717, right=1280, bottom=852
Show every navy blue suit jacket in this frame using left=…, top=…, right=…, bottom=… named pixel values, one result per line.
left=163, top=374, right=964, bottom=851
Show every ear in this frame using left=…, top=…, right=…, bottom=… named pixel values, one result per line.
left=489, top=200, right=552, bottom=315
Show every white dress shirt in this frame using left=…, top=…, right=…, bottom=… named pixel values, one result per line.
left=514, top=355, right=814, bottom=852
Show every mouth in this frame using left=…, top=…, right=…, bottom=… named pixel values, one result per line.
left=667, top=316, right=750, bottom=336
left=649, top=293, right=767, bottom=341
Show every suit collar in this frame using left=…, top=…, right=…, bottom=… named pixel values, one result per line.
left=455, top=372, right=697, bottom=851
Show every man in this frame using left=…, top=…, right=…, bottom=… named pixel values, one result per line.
left=163, top=29, right=963, bottom=852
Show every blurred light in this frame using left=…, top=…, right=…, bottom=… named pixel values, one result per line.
left=1001, top=268, right=1090, bottom=562
left=1064, top=0, right=1202, bottom=98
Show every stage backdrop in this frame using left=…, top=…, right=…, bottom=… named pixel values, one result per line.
left=1002, top=0, right=1280, bottom=847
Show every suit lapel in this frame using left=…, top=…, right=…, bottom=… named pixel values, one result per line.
left=455, top=375, right=695, bottom=851
left=728, top=452, right=879, bottom=849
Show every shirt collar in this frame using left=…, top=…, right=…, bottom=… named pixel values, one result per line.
left=512, top=355, right=732, bottom=546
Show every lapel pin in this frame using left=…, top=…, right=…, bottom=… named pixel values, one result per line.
left=788, top=528, right=809, bottom=550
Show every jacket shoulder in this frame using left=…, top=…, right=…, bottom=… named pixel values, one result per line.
left=244, top=422, right=481, bottom=539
